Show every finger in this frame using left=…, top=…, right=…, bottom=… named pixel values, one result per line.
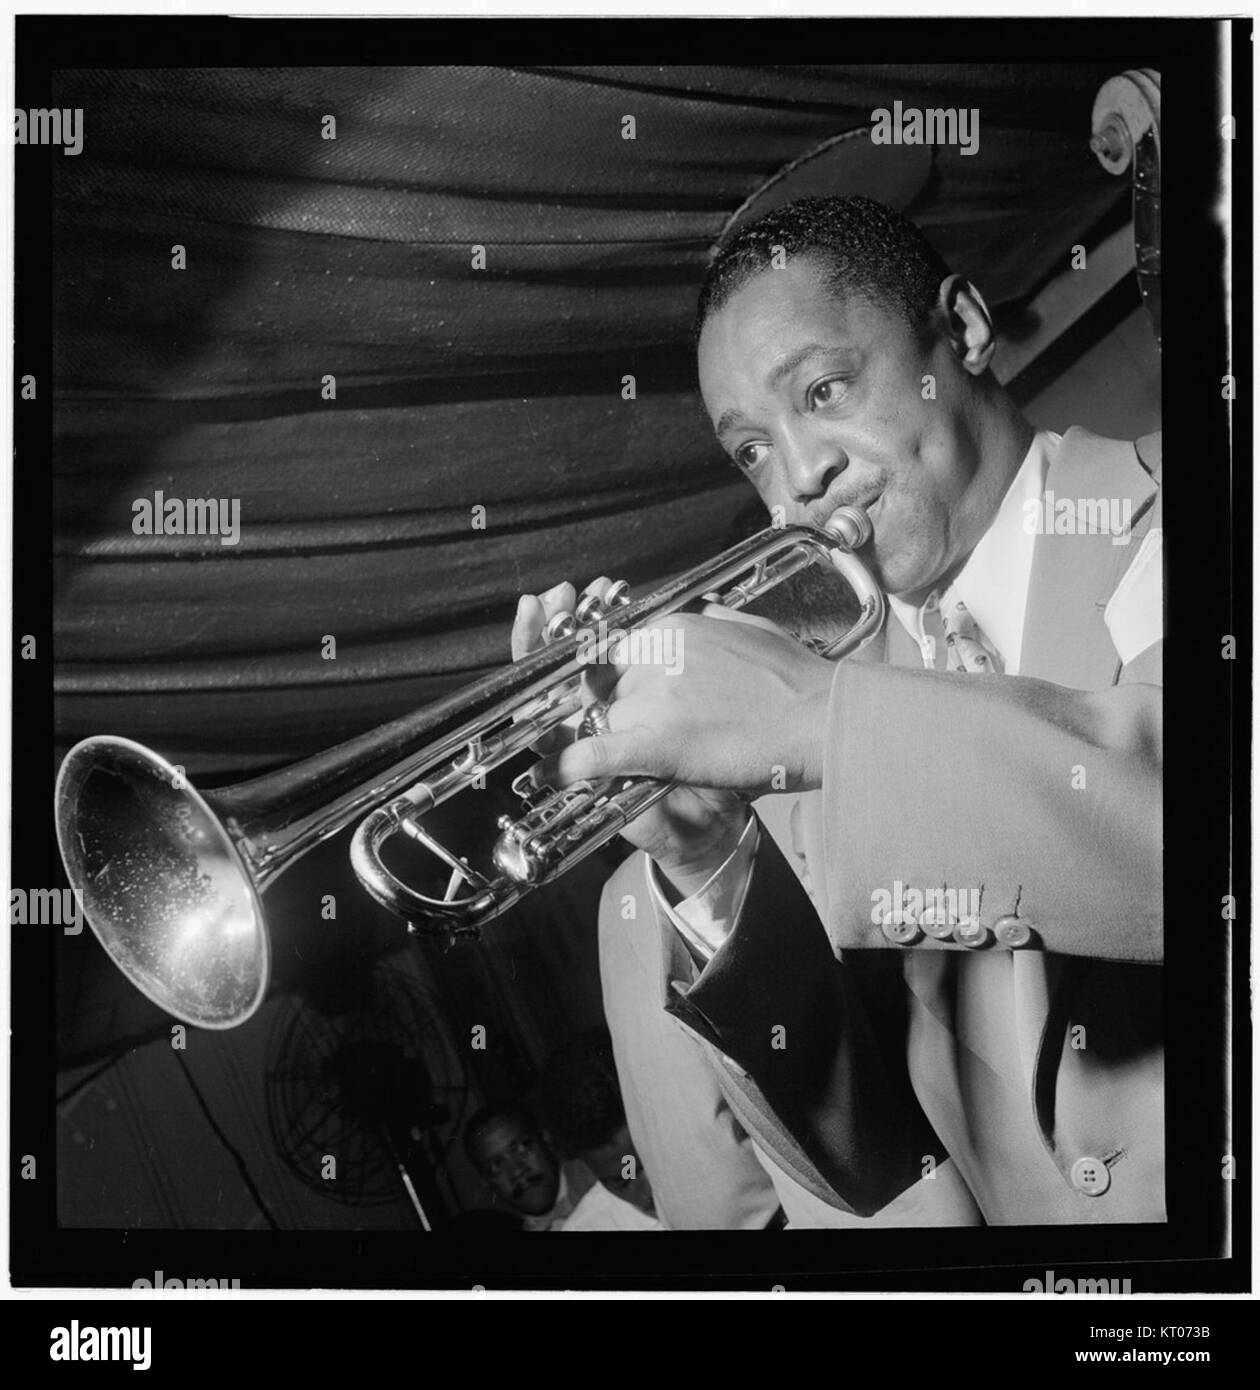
left=520, top=719, right=579, bottom=762
left=703, top=602, right=796, bottom=641
left=582, top=660, right=622, bottom=704
left=539, top=581, right=577, bottom=622
left=578, top=611, right=685, bottom=703
left=516, top=706, right=580, bottom=757
left=572, top=577, right=626, bottom=700
left=575, top=577, right=616, bottom=648
left=529, top=580, right=579, bottom=647
left=511, top=596, right=582, bottom=752
left=511, top=594, right=546, bottom=661
left=510, top=592, right=568, bottom=752
left=513, top=581, right=579, bottom=662
left=534, top=725, right=661, bottom=789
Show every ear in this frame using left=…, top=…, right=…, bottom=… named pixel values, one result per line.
left=935, top=274, right=997, bottom=375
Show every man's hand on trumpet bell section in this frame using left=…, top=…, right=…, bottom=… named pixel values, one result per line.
left=512, top=576, right=751, bottom=900
left=531, top=608, right=835, bottom=802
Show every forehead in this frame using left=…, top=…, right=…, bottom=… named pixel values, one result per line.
left=470, top=1117, right=535, bottom=1160
left=697, top=259, right=901, bottom=411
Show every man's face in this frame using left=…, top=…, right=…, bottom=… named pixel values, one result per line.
left=697, top=256, right=993, bottom=598
left=468, top=1116, right=561, bottom=1216
left=582, top=1123, right=656, bottom=1218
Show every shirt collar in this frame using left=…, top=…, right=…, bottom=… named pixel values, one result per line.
left=888, top=430, right=1058, bottom=674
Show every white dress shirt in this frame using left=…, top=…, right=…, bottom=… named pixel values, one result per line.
left=888, top=430, right=1056, bottom=675
left=561, top=1181, right=666, bottom=1231
left=648, top=812, right=760, bottom=962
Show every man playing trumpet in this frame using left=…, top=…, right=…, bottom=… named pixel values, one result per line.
left=514, top=196, right=1162, bottom=1228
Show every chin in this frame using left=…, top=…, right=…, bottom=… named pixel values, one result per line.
left=872, top=550, right=917, bottom=598
left=516, top=1186, right=558, bottom=1216
left=873, top=536, right=939, bottom=600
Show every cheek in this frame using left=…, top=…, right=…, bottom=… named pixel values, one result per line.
left=746, top=471, right=777, bottom=508
left=882, top=420, right=971, bottom=516
left=750, top=472, right=803, bottom=524
left=912, top=401, right=979, bottom=496
left=868, top=486, right=950, bottom=588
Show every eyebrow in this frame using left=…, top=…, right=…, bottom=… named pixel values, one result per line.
left=767, top=342, right=833, bottom=390
left=713, top=342, right=835, bottom=440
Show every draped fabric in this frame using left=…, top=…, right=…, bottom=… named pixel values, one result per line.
left=52, top=65, right=1128, bottom=775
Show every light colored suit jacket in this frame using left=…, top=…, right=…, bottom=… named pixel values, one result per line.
left=599, top=427, right=1163, bottom=1227
left=598, top=890, right=784, bottom=1229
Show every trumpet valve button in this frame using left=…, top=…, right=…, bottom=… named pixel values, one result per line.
left=543, top=611, right=577, bottom=643
left=606, top=580, right=632, bottom=609
left=574, top=593, right=606, bottom=625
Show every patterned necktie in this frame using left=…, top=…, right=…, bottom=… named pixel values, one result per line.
left=923, top=587, right=1004, bottom=674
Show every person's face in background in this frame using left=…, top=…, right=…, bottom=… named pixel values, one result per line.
left=468, top=1115, right=561, bottom=1216
left=582, top=1123, right=656, bottom=1217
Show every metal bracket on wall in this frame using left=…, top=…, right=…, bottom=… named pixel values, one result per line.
left=1091, top=68, right=1161, bottom=348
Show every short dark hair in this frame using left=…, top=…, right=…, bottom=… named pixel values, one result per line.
left=540, top=1027, right=626, bottom=1154
left=462, top=1101, right=539, bottom=1163
left=695, top=194, right=951, bottom=341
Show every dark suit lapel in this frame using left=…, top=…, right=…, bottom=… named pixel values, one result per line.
left=649, top=864, right=868, bottom=1213
left=667, top=824, right=946, bottom=1217
left=1020, top=428, right=1159, bottom=689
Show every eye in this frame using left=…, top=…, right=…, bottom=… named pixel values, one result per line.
left=732, top=441, right=770, bottom=473
left=807, top=376, right=848, bottom=410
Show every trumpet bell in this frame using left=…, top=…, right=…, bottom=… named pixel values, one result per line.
left=54, top=736, right=269, bottom=1029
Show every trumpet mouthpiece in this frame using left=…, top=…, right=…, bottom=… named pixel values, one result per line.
left=826, top=505, right=873, bottom=551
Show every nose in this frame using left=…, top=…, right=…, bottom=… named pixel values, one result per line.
left=780, top=421, right=847, bottom=503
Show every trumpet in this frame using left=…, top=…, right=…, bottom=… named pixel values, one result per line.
left=54, top=507, right=883, bottom=1029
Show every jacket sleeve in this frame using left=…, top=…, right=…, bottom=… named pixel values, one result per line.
left=596, top=863, right=783, bottom=1229
left=819, top=660, right=1162, bottom=962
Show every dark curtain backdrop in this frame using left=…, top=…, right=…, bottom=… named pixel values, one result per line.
left=52, top=65, right=1128, bottom=777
